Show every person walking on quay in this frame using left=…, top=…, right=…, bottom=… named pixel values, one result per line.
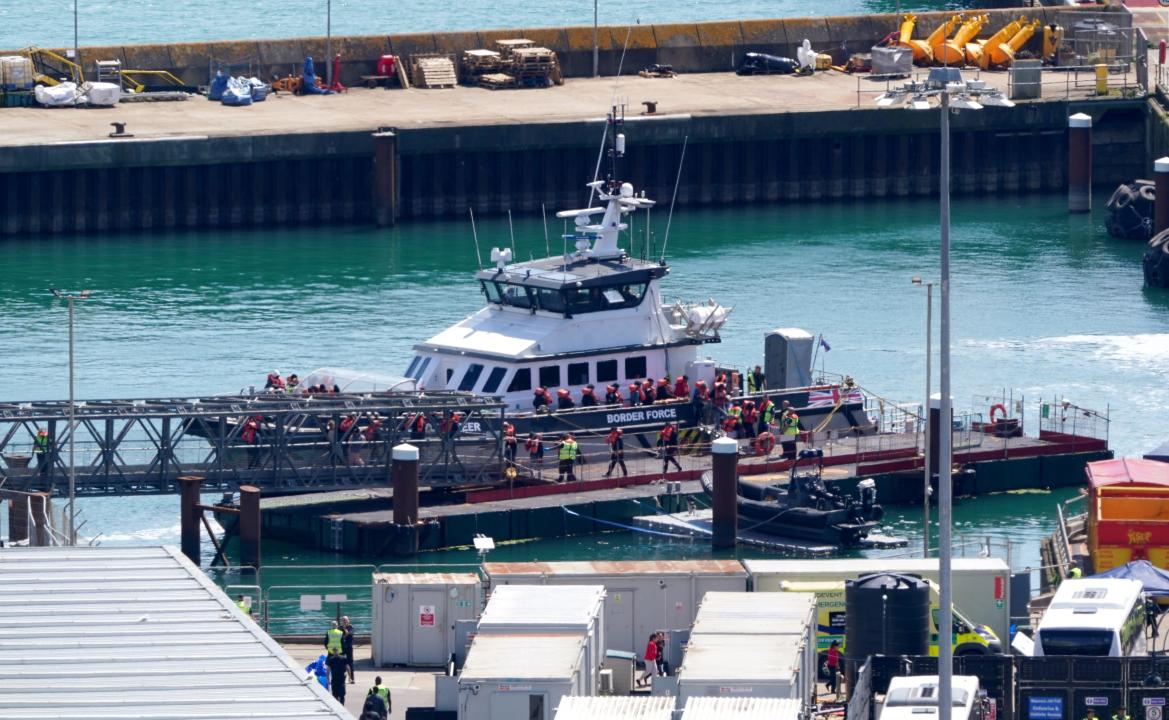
left=638, top=632, right=659, bottom=687
left=325, top=620, right=343, bottom=656
left=366, top=676, right=391, bottom=719
left=526, top=432, right=544, bottom=479
left=658, top=422, right=683, bottom=476
left=654, top=631, right=669, bottom=676
left=604, top=427, right=628, bottom=478
left=556, top=433, right=579, bottom=483
left=325, top=648, right=348, bottom=703
left=341, top=615, right=356, bottom=684
left=825, top=639, right=841, bottom=696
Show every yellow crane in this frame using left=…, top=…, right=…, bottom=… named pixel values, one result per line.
left=965, top=16, right=1026, bottom=70
left=935, top=14, right=987, bottom=66
left=989, top=18, right=1041, bottom=68
left=911, top=14, right=963, bottom=65
left=22, top=46, right=83, bottom=85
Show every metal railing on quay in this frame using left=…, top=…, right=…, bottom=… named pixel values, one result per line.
left=1037, top=396, right=1109, bottom=441
left=265, top=584, right=374, bottom=637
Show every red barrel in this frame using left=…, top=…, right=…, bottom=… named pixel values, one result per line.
left=377, top=54, right=396, bottom=76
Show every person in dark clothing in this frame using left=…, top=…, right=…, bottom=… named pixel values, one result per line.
left=658, top=423, right=683, bottom=475
left=325, top=649, right=348, bottom=703
left=556, top=388, right=575, bottom=410
left=362, top=692, right=388, bottom=720
left=341, top=615, right=356, bottom=683
left=603, top=427, right=628, bottom=478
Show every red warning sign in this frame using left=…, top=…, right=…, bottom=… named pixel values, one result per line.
left=419, top=605, right=436, bottom=627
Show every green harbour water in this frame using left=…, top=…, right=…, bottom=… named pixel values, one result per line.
left=1, top=192, right=1163, bottom=616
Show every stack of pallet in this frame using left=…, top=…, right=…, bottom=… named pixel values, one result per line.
left=494, top=39, right=535, bottom=60
left=461, top=49, right=504, bottom=83
left=409, top=54, right=457, bottom=89
left=511, top=47, right=561, bottom=87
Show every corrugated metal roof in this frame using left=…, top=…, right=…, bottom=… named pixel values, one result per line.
left=680, top=696, right=803, bottom=719
left=485, top=560, right=748, bottom=577
left=480, top=584, right=604, bottom=628
left=0, top=545, right=350, bottom=719
left=373, top=572, right=480, bottom=585
left=459, top=632, right=586, bottom=681
left=742, top=558, right=1009, bottom=575
left=677, top=634, right=802, bottom=682
left=554, top=695, right=675, bottom=719
left=690, top=592, right=815, bottom=636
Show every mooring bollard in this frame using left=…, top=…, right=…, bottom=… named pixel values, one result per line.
left=711, top=437, right=739, bottom=549
left=1067, top=113, right=1092, bottom=213
left=391, top=443, right=420, bottom=555
left=239, top=485, right=261, bottom=569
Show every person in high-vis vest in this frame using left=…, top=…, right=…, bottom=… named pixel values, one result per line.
left=780, top=401, right=800, bottom=461
left=1113, top=707, right=1131, bottom=720
left=365, top=676, right=391, bottom=718
left=325, top=620, right=344, bottom=655
left=557, top=433, right=579, bottom=483
left=235, top=594, right=251, bottom=616
left=32, top=428, right=50, bottom=477
left=1083, top=709, right=1098, bottom=720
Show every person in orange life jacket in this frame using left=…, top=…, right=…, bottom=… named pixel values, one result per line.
left=691, top=380, right=710, bottom=421
left=580, top=384, right=598, bottom=407
left=722, top=401, right=743, bottom=437
left=712, top=380, right=729, bottom=417
left=674, top=375, right=690, bottom=400
left=604, top=384, right=623, bottom=405
left=556, top=388, right=575, bottom=411
left=627, top=382, right=642, bottom=406
left=604, top=426, right=628, bottom=477
left=265, top=370, right=284, bottom=390
left=658, top=422, right=683, bottom=474
left=364, top=413, right=384, bottom=461
left=642, top=379, right=656, bottom=405
left=754, top=429, right=776, bottom=457
left=241, top=415, right=262, bottom=469
left=503, top=421, right=517, bottom=468
left=409, top=412, right=426, bottom=440
left=340, top=413, right=362, bottom=466
left=526, top=433, right=545, bottom=479
left=533, top=386, right=552, bottom=412
left=439, top=412, right=462, bottom=438
left=741, top=400, right=758, bottom=440
left=655, top=377, right=672, bottom=402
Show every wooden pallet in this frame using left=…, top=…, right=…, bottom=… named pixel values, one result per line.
left=477, top=72, right=517, bottom=90
left=494, top=39, right=534, bottom=60
left=410, top=54, right=457, bottom=89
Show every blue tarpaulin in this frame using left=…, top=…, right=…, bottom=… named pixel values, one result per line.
left=1087, top=560, right=1169, bottom=596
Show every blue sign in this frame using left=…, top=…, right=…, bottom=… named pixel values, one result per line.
left=1030, top=696, right=1065, bottom=720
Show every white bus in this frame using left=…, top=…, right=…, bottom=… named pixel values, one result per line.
left=880, top=675, right=986, bottom=720
left=1034, top=578, right=1146, bottom=657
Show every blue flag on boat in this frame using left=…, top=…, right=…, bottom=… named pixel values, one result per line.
left=819, top=336, right=831, bottom=352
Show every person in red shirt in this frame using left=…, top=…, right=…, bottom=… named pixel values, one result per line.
left=638, top=632, right=659, bottom=687
left=826, top=640, right=841, bottom=694
left=673, top=375, right=690, bottom=400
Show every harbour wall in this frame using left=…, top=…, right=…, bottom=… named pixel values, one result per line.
left=0, top=99, right=1147, bottom=234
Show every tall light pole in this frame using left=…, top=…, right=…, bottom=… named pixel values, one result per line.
left=912, top=276, right=933, bottom=558
left=73, top=0, right=79, bottom=71
left=592, top=0, right=599, bottom=78
left=325, top=0, right=333, bottom=86
left=49, top=288, right=90, bottom=546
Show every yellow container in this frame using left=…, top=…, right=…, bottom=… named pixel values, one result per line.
left=815, top=53, right=832, bottom=70
left=1095, top=63, right=1108, bottom=95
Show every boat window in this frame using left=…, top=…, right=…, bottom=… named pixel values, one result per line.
left=481, top=366, right=507, bottom=394
left=405, top=356, right=421, bottom=377
left=458, top=363, right=485, bottom=392
left=538, top=365, right=561, bottom=388
left=597, top=359, right=618, bottom=382
left=501, top=284, right=534, bottom=309
left=625, top=356, right=647, bottom=379
left=564, top=287, right=594, bottom=314
left=411, top=357, right=432, bottom=381
left=507, top=368, right=532, bottom=392
left=567, top=362, right=589, bottom=386
left=481, top=281, right=503, bottom=304
left=534, top=288, right=566, bottom=313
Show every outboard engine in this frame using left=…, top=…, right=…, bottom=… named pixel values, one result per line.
left=856, top=477, right=884, bottom=521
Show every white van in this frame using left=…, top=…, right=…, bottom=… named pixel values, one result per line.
left=880, top=675, right=986, bottom=720
left=1034, top=578, right=1146, bottom=657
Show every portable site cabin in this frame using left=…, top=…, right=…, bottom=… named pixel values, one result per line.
left=743, top=558, right=1011, bottom=642
left=553, top=695, right=675, bottom=720
left=457, top=632, right=589, bottom=720
left=676, top=632, right=811, bottom=706
left=688, top=591, right=817, bottom=687
left=680, top=696, right=804, bottom=720
left=484, top=560, right=748, bottom=654
left=1085, top=458, right=1169, bottom=573
left=372, top=572, right=483, bottom=667
left=477, top=584, right=605, bottom=695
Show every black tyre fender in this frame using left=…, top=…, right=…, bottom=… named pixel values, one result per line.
left=1114, top=185, right=1136, bottom=210
left=1140, top=184, right=1157, bottom=204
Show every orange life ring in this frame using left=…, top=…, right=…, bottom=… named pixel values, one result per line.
left=989, top=403, right=1007, bottom=424
left=755, top=432, right=776, bottom=456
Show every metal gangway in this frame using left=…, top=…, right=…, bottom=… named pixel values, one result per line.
left=0, top=391, right=505, bottom=496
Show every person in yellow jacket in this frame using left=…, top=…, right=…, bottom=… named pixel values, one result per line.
left=325, top=620, right=343, bottom=655
left=557, top=433, right=579, bottom=483
left=780, top=401, right=801, bottom=461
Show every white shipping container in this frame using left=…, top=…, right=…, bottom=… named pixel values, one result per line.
left=680, top=696, right=804, bottom=720
left=373, top=572, right=482, bottom=667
left=485, top=560, right=748, bottom=655
left=458, top=632, right=588, bottom=720
left=676, top=633, right=810, bottom=706
left=743, top=558, right=1011, bottom=643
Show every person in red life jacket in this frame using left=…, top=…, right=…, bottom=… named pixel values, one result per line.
left=628, top=382, right=644, bottom=407
left=339, top=413, right=357, bottom=435
left=754, top=429, right=776, bottom=457
left=655, top=377, right=672, bottom=402
left=242, top=415, right=262, bottom=468
left=658, top=422, right=683, bottom=476
left=691, top=380, right=710, bottom=422
left=556, top=388, right=575, bottom=411
left=604, top=384, right=623, bottom=405
left=409, top=412, right=427, bottom=440
left=364, top=412, right=384, bottom=462
left=580, top=384, right=598, bottom=407
left=265, top=370, right=285, bottom=391
left=741, top=400, right=758, bottom=440
left=674, top=375, right=690, bottom=400
left=712, top=380, right=729, bottom=417
left=533, top=387, right=552, bottom=413
left=642, top=379, right=656, bottom=405
left=722, top=401, right=743, bottom=437
left=526, top=432, right=545, bottom=479
left=503, top=421, right=517, bottom=469
left=603, top=426, right=628, bottom=478
left=339, top=412, right=363, bottom=466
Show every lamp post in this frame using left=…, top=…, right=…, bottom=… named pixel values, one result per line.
left=912, top=276, right=933, bottom=558
left=49, top=288, right=90, bottom=546
left=73, top=0, right=79, bottom=71
left=593, top=0, right=599, bottom=78
left=325, top=0, right=333, bottom=87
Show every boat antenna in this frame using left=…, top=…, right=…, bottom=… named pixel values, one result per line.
left=469, top=207, right=483, bottom=269
left=587, top=24, right=635, bottom=208
left=562, top=219, right=568, bottom=272
left=541, top=203, right=551, bottom=256
left=507, top=209, right=517, bottom=257
left=659, top=135, right=688, bottom=264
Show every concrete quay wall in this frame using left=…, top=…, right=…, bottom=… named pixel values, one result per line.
left=4, top=7, right=1101, bottom=87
